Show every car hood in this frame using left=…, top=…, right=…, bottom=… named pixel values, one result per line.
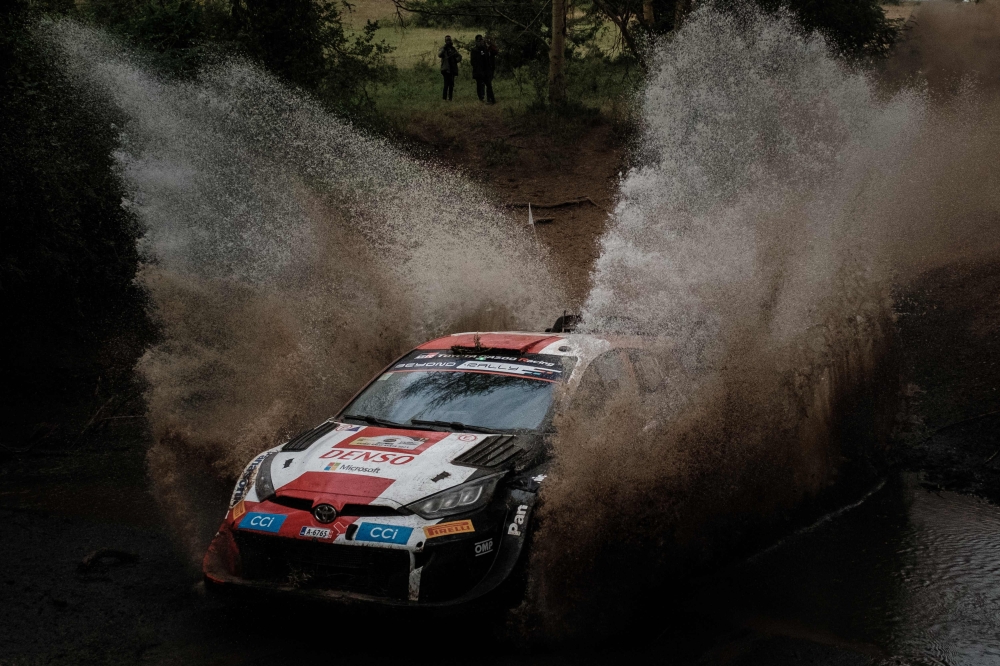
left=266, top=424, right=502, bottom=510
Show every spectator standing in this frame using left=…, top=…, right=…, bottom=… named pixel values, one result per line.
left=438, top=35, right=461, bottom=101
left=470, top=35, right=496, bottom=104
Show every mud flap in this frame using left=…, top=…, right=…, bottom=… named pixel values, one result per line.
left=408, top=551, right=423, bottom=601
left=450, top=489, right=537, bottom=604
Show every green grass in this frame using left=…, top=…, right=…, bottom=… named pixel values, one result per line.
left=371, top=56, right=639, bottom=128
left=368, top=26, right=488, bottom=68
left=343, top=1, right=640, bottom=135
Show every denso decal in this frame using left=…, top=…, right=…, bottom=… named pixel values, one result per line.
left=350, top=435, right=426, bottom=450
left=319, top=449, right=415, bottom=465
left=299, top=526, right=331, bottom=539
left=229, top=452, right=269, bottom=508
left=239, top=512, right=287, bottom=533
left=354, top=523, right=413, bottom=545
left=507, top=505, right=528, bottom=537
left=423, top=520, right=475, bottom=539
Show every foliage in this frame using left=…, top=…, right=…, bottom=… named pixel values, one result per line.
left=398, top=0, right=605, bottom=71
left=77, top=0, right=230, bottom=75
left=229, top=0, right=395, bottom=112
left=1, top=1, right=148, bottom=391
left=398, top=0, right=899, bottom=71
left=75, top=0, right=395, bottom=116
left=761, top=0, right=900, bottom=58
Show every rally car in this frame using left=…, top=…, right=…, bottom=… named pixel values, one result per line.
left=203, top=322, right=666, bottom=606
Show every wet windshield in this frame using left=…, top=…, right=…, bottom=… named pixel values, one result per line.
left=342, top=351, right=572, bottom=432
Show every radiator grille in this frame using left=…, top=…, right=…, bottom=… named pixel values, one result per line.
left=235, top=532, right=410, bottom=599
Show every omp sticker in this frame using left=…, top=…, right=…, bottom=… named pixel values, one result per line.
left=350, top=435, right=426, bottom=450
left=455, top=361, right=559, bottom=379
left=423, top=520, right=475, bottom=539
left=299, top=526, right=331, bottom=539
left=474, top=538, right=494, bottom=556
left=232, top=500, right=246, bottom=521
left=354, top=523, right=413, bottom=545
left=239, top=512, right=287, bottom=534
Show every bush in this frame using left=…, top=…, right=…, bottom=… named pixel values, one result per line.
left=1, top=0, right=149, bottom=433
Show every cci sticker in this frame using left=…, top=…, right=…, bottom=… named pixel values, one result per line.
left=238, top=512, right=287, bottom=534
left=299, top=526, right=332, bottom=539
left=423, top=520, right=475, bottom=539
left=354, top=523, right=413, bottom=545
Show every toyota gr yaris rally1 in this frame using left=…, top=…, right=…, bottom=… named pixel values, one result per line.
left=202, top=328, right=656, bottom=605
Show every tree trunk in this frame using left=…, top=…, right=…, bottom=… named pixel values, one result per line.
left=643, top=0, right=655, bottom=26
left=548, top=0, right=566, bottom=104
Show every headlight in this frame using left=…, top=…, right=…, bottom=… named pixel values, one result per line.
left=405, top=473, right=504, bottom=519
left=254, top=452, right=278, bottom=502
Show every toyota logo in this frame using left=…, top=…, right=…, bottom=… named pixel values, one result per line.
left=313, top=503, right=337, bottom=523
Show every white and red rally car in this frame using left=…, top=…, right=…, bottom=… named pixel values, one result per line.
left=203, top=323, right=660, bottom=605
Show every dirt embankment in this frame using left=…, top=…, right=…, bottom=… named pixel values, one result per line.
left=398, top=105, right=627, bottom=307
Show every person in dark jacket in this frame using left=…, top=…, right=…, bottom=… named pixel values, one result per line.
left=438, top=35, right=461, bottom=101
left=469, top=34, right=496, bottom=104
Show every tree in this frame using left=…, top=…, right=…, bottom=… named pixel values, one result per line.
left=1, top=0, right=149, bottom=432
left=548, top=0, right=566, bottom=103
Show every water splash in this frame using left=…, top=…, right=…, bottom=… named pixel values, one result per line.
left=528, top=3, right=1000, bottom=637
left=43, top=20, right=560, bottom=559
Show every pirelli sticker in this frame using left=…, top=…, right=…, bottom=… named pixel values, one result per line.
left=423, top=520, right=474, bottom=539
left=232, top=499, right=246, bottom=522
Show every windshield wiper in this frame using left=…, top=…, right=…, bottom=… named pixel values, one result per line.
left=409, top=419, right=503, bottom=434
left=341, top=414, right=434, bottom=431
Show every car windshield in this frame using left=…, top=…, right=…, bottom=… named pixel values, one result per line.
left=342, top=351, right=572, bottom=432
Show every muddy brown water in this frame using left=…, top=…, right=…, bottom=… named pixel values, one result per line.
left=686, top=474, right=1000, bottom=665
left=3, top=452, right=999, bottom=665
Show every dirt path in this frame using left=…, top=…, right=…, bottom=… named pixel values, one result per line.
left=400, top=104, right=625, bottom=307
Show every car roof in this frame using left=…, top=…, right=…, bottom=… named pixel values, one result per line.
left=415, top=331, right=644, bottom=363
left=416, top=332, right=564, bottom=354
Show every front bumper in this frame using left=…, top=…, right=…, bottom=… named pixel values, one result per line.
left=203, top=488, right=537, bottom=607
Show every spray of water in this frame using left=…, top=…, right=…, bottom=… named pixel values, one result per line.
left=39, top=0, right=1000, bottom=629
left=526, top=2, right=1000, bottom=637
left=43, top=20, right=561, bottom=559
